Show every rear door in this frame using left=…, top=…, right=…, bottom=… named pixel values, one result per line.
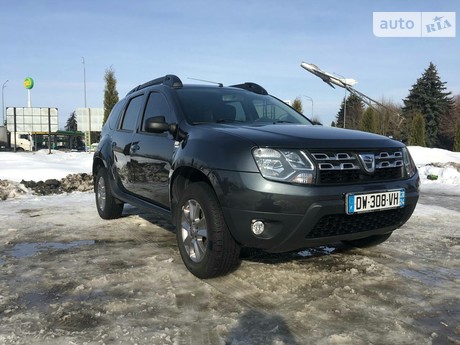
left=112, top=93, right=145, bottom=194
left=129, top=91, right=176, bottom=208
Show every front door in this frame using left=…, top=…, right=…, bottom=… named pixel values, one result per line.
left=129, top=92, right=176, bottom=208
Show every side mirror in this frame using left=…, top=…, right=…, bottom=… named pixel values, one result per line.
left=144, top=116, right=183, bottom=139
left=145, top=116, right=169, bottom=133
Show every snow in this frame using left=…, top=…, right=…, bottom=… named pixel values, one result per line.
left=408, top=146, right=460, bottom=195
left=408, top=146, right=460, bottom=166
left=0, top=150, right=93, bottom=182
left=0, top=146, right=459, bottom=194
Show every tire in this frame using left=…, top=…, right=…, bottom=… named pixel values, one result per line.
left=176, top=182, right=240, bottom=279
left=343, top=232, right=392, bottom=248
left=95, top=167, right=123, bottom=219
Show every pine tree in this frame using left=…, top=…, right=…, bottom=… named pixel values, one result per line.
left=360, top=107, right=378, bottom=133
left=331, top=121, right=336, bottom=127
left=439, top=94, right=460, bottom=150
left=336, top=98, right=345, bottom=128
left=65, top=111, right=78, bottom=131
left=402, top=62, right=454, bottom=148
left=335, top=94, right=364, bottom=130
left=103, top=66, right=119, bottom=125
left=409, top=112, right=426, bottom=146
left=292, top=97, right=303, bottom=113
left=453, top=119, right=460, bottom=152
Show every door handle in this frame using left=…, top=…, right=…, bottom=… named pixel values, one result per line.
left=130, top=143, right=140, bottom=153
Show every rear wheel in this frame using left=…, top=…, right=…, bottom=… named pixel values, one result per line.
left=95, top=167, right=123, bottom=219
left=176, top=182, right=240, bottom=278
left=343, top=232, right=392, bottom=248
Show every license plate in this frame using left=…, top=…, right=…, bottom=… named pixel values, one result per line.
left=346, top=189, right=405, bottom=215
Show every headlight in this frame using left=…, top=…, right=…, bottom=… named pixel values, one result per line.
left=252, top=148, right=316, bottom=184
left=402, top=147, right=417, bottom=178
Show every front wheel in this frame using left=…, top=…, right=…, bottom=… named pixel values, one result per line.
left=95, top=167, right=123, bottom=219
left=176, top=182, right=240, bottom=279
left=343, top=232, right=392, bottom=248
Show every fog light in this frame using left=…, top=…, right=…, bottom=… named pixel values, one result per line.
left=251, top=220, right=265, bottom=235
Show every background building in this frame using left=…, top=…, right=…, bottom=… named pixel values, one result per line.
left=76, top=108, right=103, bottom=146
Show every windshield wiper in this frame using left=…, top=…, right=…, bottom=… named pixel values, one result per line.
left=274, top=120, right=295, bottom=124
left=215, top=119, right=246, bottom=124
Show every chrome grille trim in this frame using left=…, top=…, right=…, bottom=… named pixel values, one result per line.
left=312, top=152, right=355, bottom=161
left=318, top=162, right=360, bottom=170
left=309, top=149, right=405, bottom=183
left=312, top=150, right=403, bottom=171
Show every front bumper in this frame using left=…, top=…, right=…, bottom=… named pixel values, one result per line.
left=212, top=170, right=419, bottom=253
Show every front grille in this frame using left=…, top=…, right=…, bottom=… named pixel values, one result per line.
left=306, top=208, right=406, bottom=239
left=309, top=150, right=404, bottom=184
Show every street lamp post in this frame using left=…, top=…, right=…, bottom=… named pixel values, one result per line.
left=343, top=89, right=347, bottom=129
left=303, top=95, right=314, bottom=118
left=82, top=57, right=87, bottom=108
left=334, top=72, right=348, bottom=129
left=2, top=80, right=8, bottom=126
left=82, top=57, right=91, bottom=146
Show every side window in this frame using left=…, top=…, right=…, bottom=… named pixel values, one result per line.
left=108, top=100, right=126, bottom=130
left=142, top=92, right=172, bottom=131
left=120, top=95, right=143, bottom=131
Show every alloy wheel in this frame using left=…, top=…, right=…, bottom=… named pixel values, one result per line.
left=180, top=199, right=208, bottom=263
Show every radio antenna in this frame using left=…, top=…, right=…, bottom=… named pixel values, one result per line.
left=188, top=78, right=223, bottom=87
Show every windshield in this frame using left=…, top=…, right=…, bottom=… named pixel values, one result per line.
left=176, top=87, right=313, bottom=125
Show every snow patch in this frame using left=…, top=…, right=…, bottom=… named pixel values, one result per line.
left=0, top=150, right=93, bottom=183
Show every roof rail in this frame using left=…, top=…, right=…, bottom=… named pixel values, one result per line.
left=230, top=82, right=268, bottom=95
left=127, top=74, right=183, bottom=95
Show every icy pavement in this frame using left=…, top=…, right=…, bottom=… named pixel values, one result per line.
left=0, top=192, right=458, bottom=344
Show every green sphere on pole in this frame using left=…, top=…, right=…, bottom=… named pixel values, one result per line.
left=24, top=77, right=34, bottom=90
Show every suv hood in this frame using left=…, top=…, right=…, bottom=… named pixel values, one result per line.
left=211, top=124, right=403, bottom=149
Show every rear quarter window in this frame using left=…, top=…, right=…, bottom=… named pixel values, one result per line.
left=108, top=100, right=126, bottom=130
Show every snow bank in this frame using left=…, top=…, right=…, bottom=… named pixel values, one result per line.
left=408, top=146, right=460, bottom=195
left=0, top=150, right=93, bottom=182
left=0, top=147, right=459, bottom=198
left=408, top=146, right=460, bottom=166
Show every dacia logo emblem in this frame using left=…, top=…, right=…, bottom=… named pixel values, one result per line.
left=358, top=153, right=375, bottom=173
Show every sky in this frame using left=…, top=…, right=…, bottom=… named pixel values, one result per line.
left=1, top=0, right=459, bottom=128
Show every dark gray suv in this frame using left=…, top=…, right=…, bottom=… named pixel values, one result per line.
left=93, top=75, right=419, bottom=278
